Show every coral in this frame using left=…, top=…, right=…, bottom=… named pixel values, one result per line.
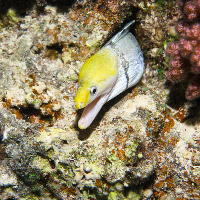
left=186, top=74, right=200, bottom=99
left=166, top=0, right=200, bottom=100
left=0, top=1, right=199, bottom=199
left=36, top=0, right=47, bottom=8
left=0, top=113, right=5, bottom=140
left=3, top=77, right=62, bottom=124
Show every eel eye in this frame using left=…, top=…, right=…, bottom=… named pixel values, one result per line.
left=90, top=86, right=97, bottom=96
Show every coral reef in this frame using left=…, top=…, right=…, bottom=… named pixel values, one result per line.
left=0, top=113, right=5, bottom=140
left=0, top=0, right=199, bottom=199
left=166, top=0, right=200, bottom=100
left=1, top=0, right=136, bottom=124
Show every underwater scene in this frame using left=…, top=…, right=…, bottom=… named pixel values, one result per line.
left=0, top=0, right=199, bottom=199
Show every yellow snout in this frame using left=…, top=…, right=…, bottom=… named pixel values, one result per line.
left=74, top=86, right=91, bottom=109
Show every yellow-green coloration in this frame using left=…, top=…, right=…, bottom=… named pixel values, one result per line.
left=32, top=156, right=54, bottom=173
left=126, top=188, right=143, bottom=200
left=74, top=48, right=118, bottom=109
left=7, top=9, right=19, bottom=24
left=0, top=9, right=19, bottom=28
left=125, top=140, right=139, bottom=160
left=108, top=192, right=124, bottom=200
left=108, top=189, right=142, bottom=200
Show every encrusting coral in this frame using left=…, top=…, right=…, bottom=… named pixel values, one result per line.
left=166, top=0, right=200, bottom=100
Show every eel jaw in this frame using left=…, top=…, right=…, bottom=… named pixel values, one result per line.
left=78, top=93, right=110, bottom=129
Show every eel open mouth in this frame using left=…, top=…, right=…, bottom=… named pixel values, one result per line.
left=78, top=93, right=110, bottom=129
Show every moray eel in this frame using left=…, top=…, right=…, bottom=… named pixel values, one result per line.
left=74, top=20, right=145, bottom=129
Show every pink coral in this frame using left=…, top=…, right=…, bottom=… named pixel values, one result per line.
left=166, top=0, right=200, bottom=100
left=186, top=75, right=200, bottom=100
